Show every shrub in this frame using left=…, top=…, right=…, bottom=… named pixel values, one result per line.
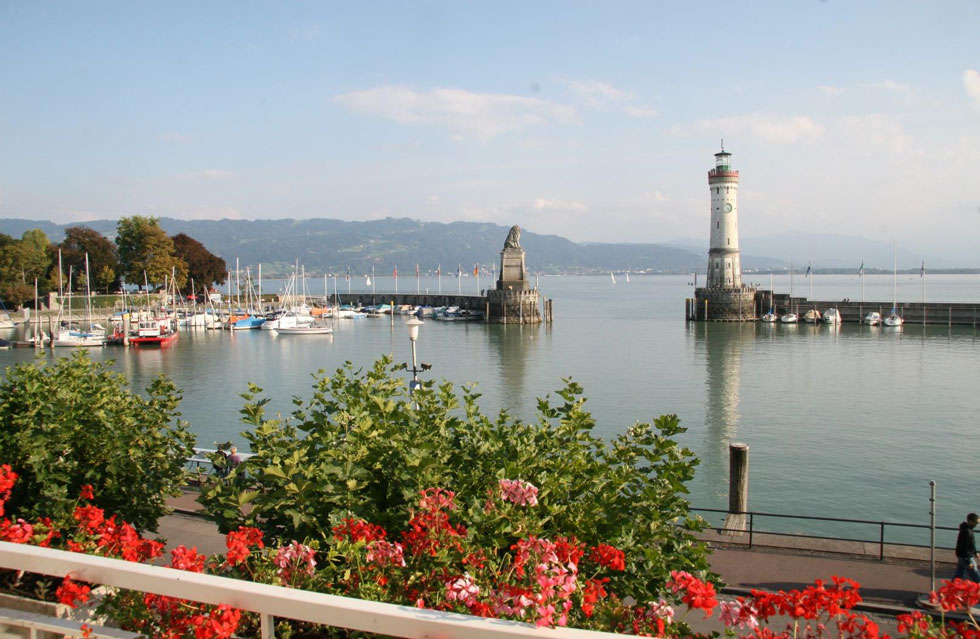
left=199, top=356, right=710, bottom=596
left=0, top=351, right=195, bottom=531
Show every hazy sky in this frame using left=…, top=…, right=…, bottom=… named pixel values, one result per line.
left=1, top=1, right=978, bottom=256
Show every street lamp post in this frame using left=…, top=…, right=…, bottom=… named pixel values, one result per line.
left=406, top=317, right=424, bottom=394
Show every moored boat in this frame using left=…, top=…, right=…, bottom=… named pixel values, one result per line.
left=863, top=311, right=881, bottom=326
left=129, top=315, right=179, bottom=348
left=822, top=308, right=841, bottom=325
left=883, top=311, right=904, bottom=327
left=780, top=312, right=799, bottom=324
left=275, top=323, right=333, bottom=335
left=803, top=308, right=822, bottom=323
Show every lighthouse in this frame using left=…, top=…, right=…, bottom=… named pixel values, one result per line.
left=707, top=146, right=742, bottom=288
left=691, top=145, right=757, bottom=321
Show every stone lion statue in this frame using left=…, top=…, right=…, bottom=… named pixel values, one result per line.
left=504, top=225, right=521, bottom=249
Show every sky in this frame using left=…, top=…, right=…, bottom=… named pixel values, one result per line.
left=1, top=1, right=978, bottom=260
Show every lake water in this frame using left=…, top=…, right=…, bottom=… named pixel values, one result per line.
left=3, top=273, right=979, bottom=543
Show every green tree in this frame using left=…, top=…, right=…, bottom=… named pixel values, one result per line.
left=96, top=263, right=116, bottom=294
left=171, top=233, right=227, bottom=293
left=0, top=352, right=196, bottom=531
left=0, top=229, right=52, bottom=306
left=58, top=226, right=120, bottom=292
left=200, top=357, right=710, bottom=596
left=115, top=216, right=188, bottom=289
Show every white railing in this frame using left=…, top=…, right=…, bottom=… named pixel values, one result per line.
left=0, top=542, right=639, bottom=639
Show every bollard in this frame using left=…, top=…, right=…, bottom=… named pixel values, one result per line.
left=723, top=443, right=750, bottom=535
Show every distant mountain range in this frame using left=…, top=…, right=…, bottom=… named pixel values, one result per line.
left=0, top=217, right=702, bottom=275
left=1, top=218, right=972, bottom=274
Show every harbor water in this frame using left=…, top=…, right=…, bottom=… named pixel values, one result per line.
left=3, top=273, right=979, bottom=544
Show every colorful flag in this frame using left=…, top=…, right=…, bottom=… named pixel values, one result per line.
left=436, top=265, right=441, bottom=276
left=473, top=264, right=478, bottom=276
left=920, top=261, right=925, bottom=278
left=345, top=266, right=350, bottom=281
left=805, top=264, right=811, bottom=278
left=859, top=261, right=864, bottom=277
left=393, top=266, right=398, bottom=277
left=415, top=264, right=419, bottom=277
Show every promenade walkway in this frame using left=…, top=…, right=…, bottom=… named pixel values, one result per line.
left=158, top=489, right=960, bottom=634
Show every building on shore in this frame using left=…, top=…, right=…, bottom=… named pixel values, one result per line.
left=691, top=146, right=757, bottom=321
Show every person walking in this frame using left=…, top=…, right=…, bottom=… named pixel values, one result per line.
left=955, top=512, right=980, bottom=582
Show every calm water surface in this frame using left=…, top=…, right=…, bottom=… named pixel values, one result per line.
left=4, top=273, right=980, bottom=540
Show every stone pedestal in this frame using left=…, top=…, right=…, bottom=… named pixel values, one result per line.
left=498, top=247, right=529, bottom=291
left=694, top=287, right=758, bottom=321
left=487, top=288, right=541, bottom=324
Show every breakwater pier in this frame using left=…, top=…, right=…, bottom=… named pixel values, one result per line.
left=686, top=289, right=980, bottom=325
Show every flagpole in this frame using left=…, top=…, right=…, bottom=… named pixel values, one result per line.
left=394, top=266, right=398, bottom=295
left=372, top=265, right=376, bottom=297
left=416, top=264, right=420, bottom=295
left=437, top=265, right=442, bottom=294
left=457, top=264, right=461, bottom=295
left=475, top=264, right=480, bottom=294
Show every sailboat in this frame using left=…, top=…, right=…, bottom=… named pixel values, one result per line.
left=610, top=272, right=617, bottom=285
left=53, top=255, right=106, bottom=347
left=883, top=246, right=904, bottom=327
left=802, top=261, right=821, bottom=323
left=761, top=272, right=777, bottom=322
left=625, top=271, right=631, bottom=283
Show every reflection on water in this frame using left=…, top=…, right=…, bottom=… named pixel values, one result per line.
left=485, top=323, right=540, bottom=418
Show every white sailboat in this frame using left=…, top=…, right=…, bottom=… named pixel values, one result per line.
left=610, top=272, right=616, bottom=285
left=803, top=261, right=820, bottom=323
left=761, top=272, right=777, bottom=322
left=625, top=271, right=631, bottom=283
left=53, top=255, right=106, bottom=347
left=883, top=245, right=904, bottom=327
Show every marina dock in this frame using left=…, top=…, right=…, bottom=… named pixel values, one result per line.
left=762, top=291, right=980, bottom=326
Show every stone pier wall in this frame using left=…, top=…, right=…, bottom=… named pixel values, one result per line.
left=692, top=287, right=759, bottom=321
left=486, top=289, right=542, bottom=324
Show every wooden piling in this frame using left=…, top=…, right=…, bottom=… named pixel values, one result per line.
left=723, top=442, right=750, bottom=535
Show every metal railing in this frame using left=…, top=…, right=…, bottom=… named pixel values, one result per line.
left=693, top=507, right=955, bottom=560
left=0, top=541, right=637, bottom=639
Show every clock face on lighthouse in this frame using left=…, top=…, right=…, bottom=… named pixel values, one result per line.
left=724, top=203, right=733, bottom=213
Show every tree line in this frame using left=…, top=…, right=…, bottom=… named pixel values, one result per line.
left=0, top=216, right=227, bottom=307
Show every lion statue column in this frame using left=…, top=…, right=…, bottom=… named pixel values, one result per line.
left=487, top=225, right=541, bottom=323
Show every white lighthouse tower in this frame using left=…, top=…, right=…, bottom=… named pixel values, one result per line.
left=707, top=145, right=742, bottom=288
left=692, top=144, right=757, bottom=320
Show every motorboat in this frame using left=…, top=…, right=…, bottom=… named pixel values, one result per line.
left=822, top=308, right=841, bottom=325
left=802, top=308, right=822, bottom=323
left=780, top=312, right=799, bottom=324
left=761, top=312, right=778, bottom=323
left=129, top=315, right=179, bottom=348
left=863, top=311, right=881, bottom=326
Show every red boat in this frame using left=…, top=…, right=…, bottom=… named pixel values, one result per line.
left=129, top=315, right=179, bottom=348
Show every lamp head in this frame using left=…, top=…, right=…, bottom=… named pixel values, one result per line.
left=406, top=317, right=424, bottom=341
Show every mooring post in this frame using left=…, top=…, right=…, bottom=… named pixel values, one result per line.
left=723, top=442, right=750, bottom=535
